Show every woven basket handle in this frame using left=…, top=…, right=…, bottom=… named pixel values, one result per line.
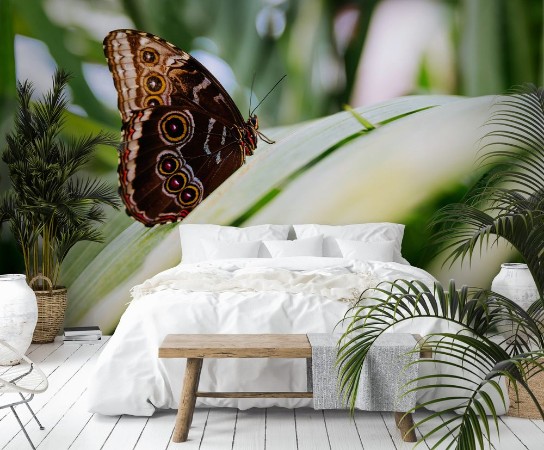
left=29, top=274, right=54, bottom=293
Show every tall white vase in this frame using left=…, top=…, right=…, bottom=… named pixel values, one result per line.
left=491, top=263, right=539, bottom=310
left=0, top=274, right=38, bottom=358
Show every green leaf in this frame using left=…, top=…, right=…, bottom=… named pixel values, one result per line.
left=343, top=104, right=375, bottom=130
left=430, top=85, right=544, bottom=303
left=63, top=95, right=509, bottom=337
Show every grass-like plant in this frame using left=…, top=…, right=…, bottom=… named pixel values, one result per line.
left=338, top=85, right=544, bottom=449
left=0, top=69, right=120, bottom=287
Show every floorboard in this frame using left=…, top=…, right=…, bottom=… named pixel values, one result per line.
left=36, top=385, right=92, bottom=450
left=294, top=409, right=330, bottom=450
left=499, top=416, right=541, bottom=450
left=413, top=411, right=454, bottom=450
left=480, top=416, right=525, bottom=450
left=1, top=339, right=107, bottom=449
left=265, top=408, right=297, bottom=450
left=323, top=410, right=362, bottom=450
left=70, top=414, right=120, bottom=450
left=102, top=415, right=149, bottom=450
left=531, top=417, right=544, bottom=433
left=354, top=411, right=397, bottom=450
left=382, top=412, right=420, bottom=450
left=232, top=408, right=266, bottom=450
left=134, top=411, right=174, bottom=450
left=1, top=339, right=543, bottom=449
left=199, top=407, right=237, bottom=450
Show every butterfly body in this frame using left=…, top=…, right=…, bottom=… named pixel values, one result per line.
left=103, top=29, right=261, bottom=226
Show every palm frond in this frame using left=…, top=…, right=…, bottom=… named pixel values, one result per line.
left=338, top=275, right=544, bottom=449
left=1, top=69, right=119, bottom=284
left=343, top=318, right=544, bottom=449
left=58, top=131, right=118, bottom=177
left=430, top=84, right=544, bottom=300
left=31, top=69, right=70, bottom=139
left=12, top=80, right=35, bottom=144
left=66, top=178, right=121, bottom=209
left=337, top=280, right=543, bottom=410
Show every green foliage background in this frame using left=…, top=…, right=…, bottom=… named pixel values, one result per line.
left=0, top=0, right=543, bottom=330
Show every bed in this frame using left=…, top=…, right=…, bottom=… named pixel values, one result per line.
left=86, top=223, right=507, bottom=416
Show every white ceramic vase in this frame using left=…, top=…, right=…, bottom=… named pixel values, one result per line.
left=0, top=274, right=38, bottom=358
left=491, top=263, right=539, bottom=310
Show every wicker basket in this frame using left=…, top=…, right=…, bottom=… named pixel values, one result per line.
left=29, top=275, right=67, bottom=344
left=507, top=360, right=544, bottom=419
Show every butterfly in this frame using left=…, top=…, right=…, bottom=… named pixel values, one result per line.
left=103, top=29, right=272, bottom=226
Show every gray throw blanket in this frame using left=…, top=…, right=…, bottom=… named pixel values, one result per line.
left=307, top=333, right=418, bottom=411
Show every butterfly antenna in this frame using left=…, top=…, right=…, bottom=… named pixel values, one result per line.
left=250, top=74, right=286, bottom=116
left=248, top=72, right=256, bottom=117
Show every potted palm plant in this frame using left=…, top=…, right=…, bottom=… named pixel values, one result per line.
left=337, top=85, right=544, bottom=449
left=0, top=69, right=120, bottom=343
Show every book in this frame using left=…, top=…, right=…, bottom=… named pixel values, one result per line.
left=63, top=326, right=102, bottom=337
left=63, top=337, right=102, bottom=345
left=63, top=334, right=101, bottom=341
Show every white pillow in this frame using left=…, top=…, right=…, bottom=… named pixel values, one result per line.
left=336, top=238, right=395, bottom=262
left=263, top=235, right=323, bottom=258
left=293, top=223, right=409, bottom=264
left=200, top=239, right=261, bottom=260
left=179, top=224, right=290, bottom=263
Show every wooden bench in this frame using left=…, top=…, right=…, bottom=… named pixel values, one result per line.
left=158, top=333, right=419, bottom=444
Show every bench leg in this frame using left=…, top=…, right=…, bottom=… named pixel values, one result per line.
left=395, top=411, right=417, bottom=442
left=173, top=358, right=203, bottom=443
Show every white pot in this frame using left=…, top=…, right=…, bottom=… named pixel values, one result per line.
left=491, top=263, right=539, bottom=310
left=0, top=274, right=38, bottom=360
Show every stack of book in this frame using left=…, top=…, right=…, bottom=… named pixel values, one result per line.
left=63, top=326, right=102, bottom=343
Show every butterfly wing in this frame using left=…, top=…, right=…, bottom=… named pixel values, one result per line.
left=104, top=29, right=255, bottom=226
left=120, top=104, right=245, bottom=226
left=103, top=29, right=245, bottom=125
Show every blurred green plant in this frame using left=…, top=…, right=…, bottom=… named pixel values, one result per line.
left=458, top=0, right=543, bottom=96
left=431, top=85, right=544, bottom=300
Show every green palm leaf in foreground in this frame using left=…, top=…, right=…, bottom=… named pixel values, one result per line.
left=64, top=94, right=499, bottom=332
left=338, top=280, right=544, bottom=449
left=339, top=86, right=544, bottom=449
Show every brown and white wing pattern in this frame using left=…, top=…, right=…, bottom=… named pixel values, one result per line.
left=103, top=29, right=258, bottom=226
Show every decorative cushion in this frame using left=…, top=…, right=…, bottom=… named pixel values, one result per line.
left=263, top=235, right=323, bottom=258
left=293, top=223, right=409, bottom=264
left=336, top=238, right=395, bottom=262
left=179, top=224, right=290, bottom=263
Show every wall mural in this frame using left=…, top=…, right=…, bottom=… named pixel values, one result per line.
left=0, top=0, right=541, bottom=333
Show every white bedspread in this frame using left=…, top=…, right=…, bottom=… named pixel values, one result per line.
left=86, top=257, right=504, bottom=416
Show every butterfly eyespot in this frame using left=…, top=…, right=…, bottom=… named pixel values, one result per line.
left=145, top=74, right=166, bottom=94
left=159, top=156, right=179, bottom=175
left=146, top=96, right=163, bottom=107
left=179, top=185, right=200, bottom=206
left=159, top=112, right=193, bottom=144
left=166, top=173, right=188, bottom=193
left=141, top=48, right=158, bottom=65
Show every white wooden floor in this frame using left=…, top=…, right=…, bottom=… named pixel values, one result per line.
left=1, top=337, right=543, bottom=450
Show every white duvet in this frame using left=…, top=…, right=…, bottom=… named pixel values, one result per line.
left=86, top=257, right=506, bottom=416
